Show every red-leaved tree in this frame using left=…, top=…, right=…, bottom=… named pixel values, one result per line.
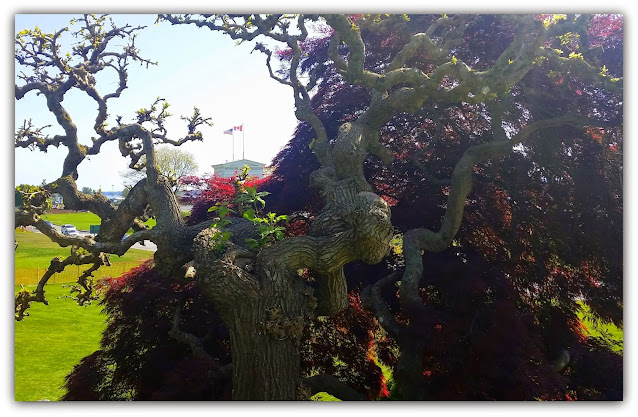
left=16, top=14, right=622, bottom=400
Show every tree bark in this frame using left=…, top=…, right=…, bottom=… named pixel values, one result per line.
left=225, top=295, right=304, bottom=400
left=393, top=333, right=428, bottom=400
left=193, top=229, right=312, bottom=400
left=192, top=183, right=393, bottom=399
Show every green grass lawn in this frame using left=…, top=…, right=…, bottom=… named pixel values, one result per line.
left=14, top=284, right=336, bottom=402
left=14, top=229, right=151, bottom=401
left=41, top=211, right=156, bottom=232
left=14, top=283, right=107, bottom=401
left=15, top=229, right=153, bottom=286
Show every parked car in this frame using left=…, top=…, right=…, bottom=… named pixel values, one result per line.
left=61, top=224, right=79, bottom=236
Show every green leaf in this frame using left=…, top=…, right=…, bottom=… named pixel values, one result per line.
left=243, top=208, right=256, bottom=221
left=218, top=205, right=230, bottom=217
left=258, top=224, right=270, bottom=234
left=245, top=238, right=260, bottom=249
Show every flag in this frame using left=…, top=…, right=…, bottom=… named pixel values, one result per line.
left=234, top=125, right=243, bottom=132
left=223, top=128, right=233, bottom=135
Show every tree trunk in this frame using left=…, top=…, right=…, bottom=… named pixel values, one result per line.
left=191, top=126, right=394, bottom=399
left=226, top=296, right=302, bottom=400
left=314, top=268, right=348, bottom=316
left=394, top=335, right=428, bottom=400
left=193, top=229, right=312, bottom=400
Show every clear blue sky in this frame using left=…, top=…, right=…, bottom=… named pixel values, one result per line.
left=14, top=14, right=299, bottom=191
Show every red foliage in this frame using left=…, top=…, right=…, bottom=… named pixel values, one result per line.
left=65, top=264, right=394, bottom=400
left=268, top=13, right=622, bottom=400
left=182, top=174, right=274, bottom=225
left=63, top=14, right=622, bottom=401
left=588, top=14, right=623, bottom=49
left=300, top=292, right=396, bottom=400
left=63, top=260, right=233, bottom=400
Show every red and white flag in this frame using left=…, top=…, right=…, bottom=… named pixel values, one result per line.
left=234, top=125, right=243, bottom=132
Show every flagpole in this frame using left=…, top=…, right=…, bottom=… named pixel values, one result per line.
left=232, top=129, right=235, bottom=162
left=242, top=124, right=245, bottom=160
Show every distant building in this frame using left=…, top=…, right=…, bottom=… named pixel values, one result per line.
left=211, top=159, right=270, bottom=179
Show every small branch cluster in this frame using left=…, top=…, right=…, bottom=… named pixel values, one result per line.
left=15, top=15, right=220, bottom=318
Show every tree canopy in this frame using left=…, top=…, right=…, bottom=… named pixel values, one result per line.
left=15, top=13, right=622, bottom=401
left=121, top=146, right=200, bottom=191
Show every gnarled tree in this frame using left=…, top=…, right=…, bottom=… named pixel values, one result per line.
left=17, top=14, right=622, bottom=401
left=15, top=15, right=214, bottom=320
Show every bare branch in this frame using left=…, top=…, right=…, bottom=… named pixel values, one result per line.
left=15, top=250, right=107, bottom=318
left=399, top=112, right=621, bottom=315
left=59, top=262, right=103, bottom=306
left=168, top=302, right=217, bottom=363
left=16, top=15, right=156, bottom=180
left=160, top=14, right=332, bottom=167
left=360, top=272, right=402, bottom=340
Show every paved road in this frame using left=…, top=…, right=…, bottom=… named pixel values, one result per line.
left=29, top=225, right=157, bottom=252
left=128, top=240, right=157, bottom=252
